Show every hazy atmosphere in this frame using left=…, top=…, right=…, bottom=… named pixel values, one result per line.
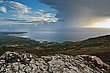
left=0, top=0, right=110, bottom=42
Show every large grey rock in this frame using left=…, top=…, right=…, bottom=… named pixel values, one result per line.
left=0, top=52, right=109, bottom=73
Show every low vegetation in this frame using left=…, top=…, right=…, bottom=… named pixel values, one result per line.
left=0, top=34, right=110, bottom=64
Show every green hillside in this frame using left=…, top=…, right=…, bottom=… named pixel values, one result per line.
left=0, top=34, right=110, bottom=64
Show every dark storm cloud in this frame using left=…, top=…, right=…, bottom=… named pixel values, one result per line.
left=40, top=0, right=110, bottom=26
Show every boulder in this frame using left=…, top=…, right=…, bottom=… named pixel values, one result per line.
left=0, top=51, right=109, bottom=73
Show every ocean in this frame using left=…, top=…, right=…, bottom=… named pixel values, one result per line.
left=0, top=24, right=110, bottom=42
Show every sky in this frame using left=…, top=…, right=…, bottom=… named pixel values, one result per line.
left=40, top=0, right=110, bottom=28
left=1, top=0, right=110, bottom=41
left=0, top=0, right=59, bottom=25
left=1, top=0, right=110, bottom=27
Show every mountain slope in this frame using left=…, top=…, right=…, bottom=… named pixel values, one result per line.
left=0, top=34, right=110, bottom=64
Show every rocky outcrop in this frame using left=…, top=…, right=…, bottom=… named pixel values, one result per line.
left=0, top=52, right=109, bottom=73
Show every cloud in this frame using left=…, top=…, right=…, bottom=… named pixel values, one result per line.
left=36, top=10, right=56, bottom=18
left=0, top=6, right=7, bottom=13
left=0, top=18, right=36, bottom=25
left=5, top=1, right=30, bottom=13
left=0, top=0, right=59, bottom=24
left=0, top=18, right=26, bottom=22
left=0, top=0, right=3, bottom=2
left=0, top=10, right=58, bottom=25
left=13, top=10, right=58, bottom=23
left=40, top=0, right=110, bottom=26
left=33, top=10, right=58, bottom=22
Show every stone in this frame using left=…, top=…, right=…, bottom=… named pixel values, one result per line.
left=0, top=52, right=109, bottom=73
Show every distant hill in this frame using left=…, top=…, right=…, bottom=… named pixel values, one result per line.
left=0, top=32, right=27, bottom=34
left=60, top=35, right=110, bottom=64
left=0, top=34, right=110, bottom=64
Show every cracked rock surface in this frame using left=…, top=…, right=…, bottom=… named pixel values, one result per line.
left=0, top=51, right=109, bottom=73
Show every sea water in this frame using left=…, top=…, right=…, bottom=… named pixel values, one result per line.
left=0, top=24, right=110, bottom=42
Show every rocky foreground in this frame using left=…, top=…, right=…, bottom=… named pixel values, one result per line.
left=0, top=52, right=109, bottom=73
